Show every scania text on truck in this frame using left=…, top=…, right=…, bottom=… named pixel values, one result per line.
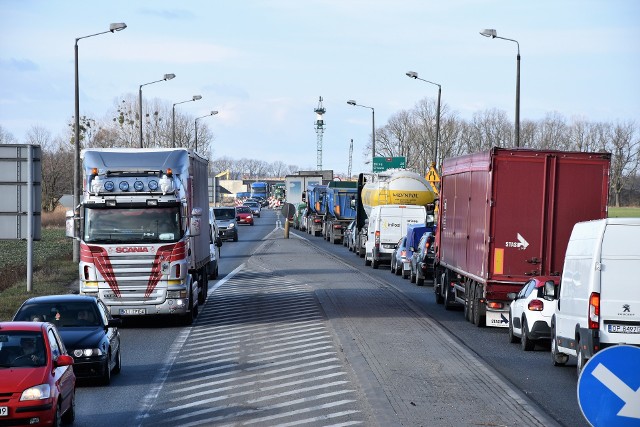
left=66, top=148, right=213, bottom=325
left=433, top=148, right=610, bottom=327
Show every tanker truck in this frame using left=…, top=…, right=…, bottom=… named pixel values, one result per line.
left=65, top=148, right=213, bottom=325
left=434, top=148, right=610, bottom=328
left=353, top=169, right=437, bottom=266
left=322, top=181, right=357, bottom=244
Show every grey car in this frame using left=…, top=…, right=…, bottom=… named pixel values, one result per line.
left=212, top=207, right=238, bottom=242
left=390, top=236, right=407, bottom=275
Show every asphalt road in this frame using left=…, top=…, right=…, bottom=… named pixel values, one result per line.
left=73, top=209, right=586, bottom=426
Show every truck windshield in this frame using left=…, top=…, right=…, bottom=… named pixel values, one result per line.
left=84, top=206, right=182, bottom=243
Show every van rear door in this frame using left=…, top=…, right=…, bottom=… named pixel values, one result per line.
left=599, top=223, right=640, bottom=345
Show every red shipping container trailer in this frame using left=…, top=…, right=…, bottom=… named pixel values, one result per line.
left=434, top=147, right=610, bottom=327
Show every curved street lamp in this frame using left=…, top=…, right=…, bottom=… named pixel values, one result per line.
left=195, top=110, right=218, bottom=152
left=347, top=100, right=375, bottom=171
left=406, top=71, right=441, bottom=173
left=73, top=22, right=126, bottom=262
left=480, top=28, right=520, bottom=147
left=172, top=95, right=202, bottom=147
left=138, top=73, right=176, bottom=148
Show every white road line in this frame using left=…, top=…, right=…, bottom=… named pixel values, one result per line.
left=171, top=362, right=343, bottom=395
left=169, top=370, right=347, bottom=402
left=274, top=411, right=363, bottom=427
left=242, top=397, right=358, bottom=425
left=163, top=377, right=349, bottom=412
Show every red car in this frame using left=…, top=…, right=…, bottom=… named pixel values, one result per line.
left=0, top=321, right=76, bottom=426
left=235, top=206, right=254, bottom=225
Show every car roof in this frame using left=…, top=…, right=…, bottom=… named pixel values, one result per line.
left=20, top=294, right=98, bottom=305
left=0, top=321, right=47, bottom=332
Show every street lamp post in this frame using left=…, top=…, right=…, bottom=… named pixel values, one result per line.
left=73, top=22, right=126, bottom=263
left=406, top=71, right=441, bottom=172
left=347, top=100, right=375, bottom=171
left=480, top=28, right=520, bottom=147
left=194, top=110, right=218, bottom=152
left=138, top=73, right=176, bottom=148
left=172, top=95, right=202, bottom=147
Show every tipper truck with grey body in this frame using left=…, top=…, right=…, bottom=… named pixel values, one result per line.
left=433, top=147, right=611, bottom=327
left=66, top=148, right=211, bottom=325
left=322, top=181, right=357, bottom=244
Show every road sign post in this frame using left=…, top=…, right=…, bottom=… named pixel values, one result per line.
left=578, top=345, right=640, bottom=427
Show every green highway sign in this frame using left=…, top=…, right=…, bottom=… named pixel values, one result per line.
left=373, top=156, right=406, bottom=172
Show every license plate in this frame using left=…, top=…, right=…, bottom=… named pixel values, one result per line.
left=119, top=308, right=146, bottom=315
left=0, top=406, right=7, bottom=416
left=608, top=324, right=640, bottom=334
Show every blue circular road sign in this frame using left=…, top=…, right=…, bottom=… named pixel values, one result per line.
left=578, top=345, right=640, bottom=427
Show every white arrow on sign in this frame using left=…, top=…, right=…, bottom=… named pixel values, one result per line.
left=592, top=362, right=640, bottom=419
left=517, top=233, right=529, bottom=250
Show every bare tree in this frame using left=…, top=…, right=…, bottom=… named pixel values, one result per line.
left=606, top=121, right=639, bottom=207
left=0, top=125, right=18, bottom=144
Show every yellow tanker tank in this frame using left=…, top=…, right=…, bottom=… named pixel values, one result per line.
left=361, top=169, right=436, bottom=215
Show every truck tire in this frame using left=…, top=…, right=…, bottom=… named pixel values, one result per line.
left=472, top=286, right=485, bottom=327
left=443, top=284, right=453, bottom=310
left=435, top=285, right=444, bottom=304
left=198, top=268, right=208, bottom=305
left=372, top=258, right=379, bottom=269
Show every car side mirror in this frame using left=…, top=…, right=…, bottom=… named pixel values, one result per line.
left=543, top=281, right=558, bottom=300
left=55, top=354, right=74, bottom=367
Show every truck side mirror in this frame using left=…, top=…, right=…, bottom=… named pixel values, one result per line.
left=190, top=208, right=202, bottom=237
left=65, top=210, right=76, bottom=239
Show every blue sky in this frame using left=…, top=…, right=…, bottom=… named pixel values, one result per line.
left=1, top=0, right=639, bottom=175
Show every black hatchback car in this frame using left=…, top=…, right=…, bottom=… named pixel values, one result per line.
left=13, top=294, right=122, bottom=385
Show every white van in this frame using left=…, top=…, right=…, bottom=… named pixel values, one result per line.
left=365, top=205, right=426, bottom=269
left=550, top=218, right=640, bottom=373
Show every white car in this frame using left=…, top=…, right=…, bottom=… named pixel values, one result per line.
left=507, top=276, right=559, bottom=351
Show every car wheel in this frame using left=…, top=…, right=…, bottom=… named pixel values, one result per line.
left=365, top=256, right=371, bottom=266
left=402, top=269, right=408, bottom=279
left=390, top=261, right=395, bottom=274
left=61, top=392, right=75, bottom=425
left=233, top=232, right=238, bottom=242
left=416, top=274, right=424, bottom=286
left=576, top=338, right=587, bottom=375
left=112, top=347, right=122, bottom=375
left=551, top=330, right=569, bottom=366
left=508, top=313, right=519, bottom=343
left=410, top=269, right=416, bottom=283
left=101, top=354, right=111, bottom=385
left=521, top=318, right=535, bottom=351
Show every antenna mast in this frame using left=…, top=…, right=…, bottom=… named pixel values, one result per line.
left=314, top=96, right=326, bottom=170
left=348, top=138, right=353, bottom=180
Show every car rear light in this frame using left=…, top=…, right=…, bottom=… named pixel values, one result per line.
left=400, top=250, right=406, bottom=257
left=527, top=299, right=544, bottom=311
left=588, top=292, right=600, bottom=329
left=375, top=231, right=380, bottom=248
left=487, top=301, right=503, bottom=309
